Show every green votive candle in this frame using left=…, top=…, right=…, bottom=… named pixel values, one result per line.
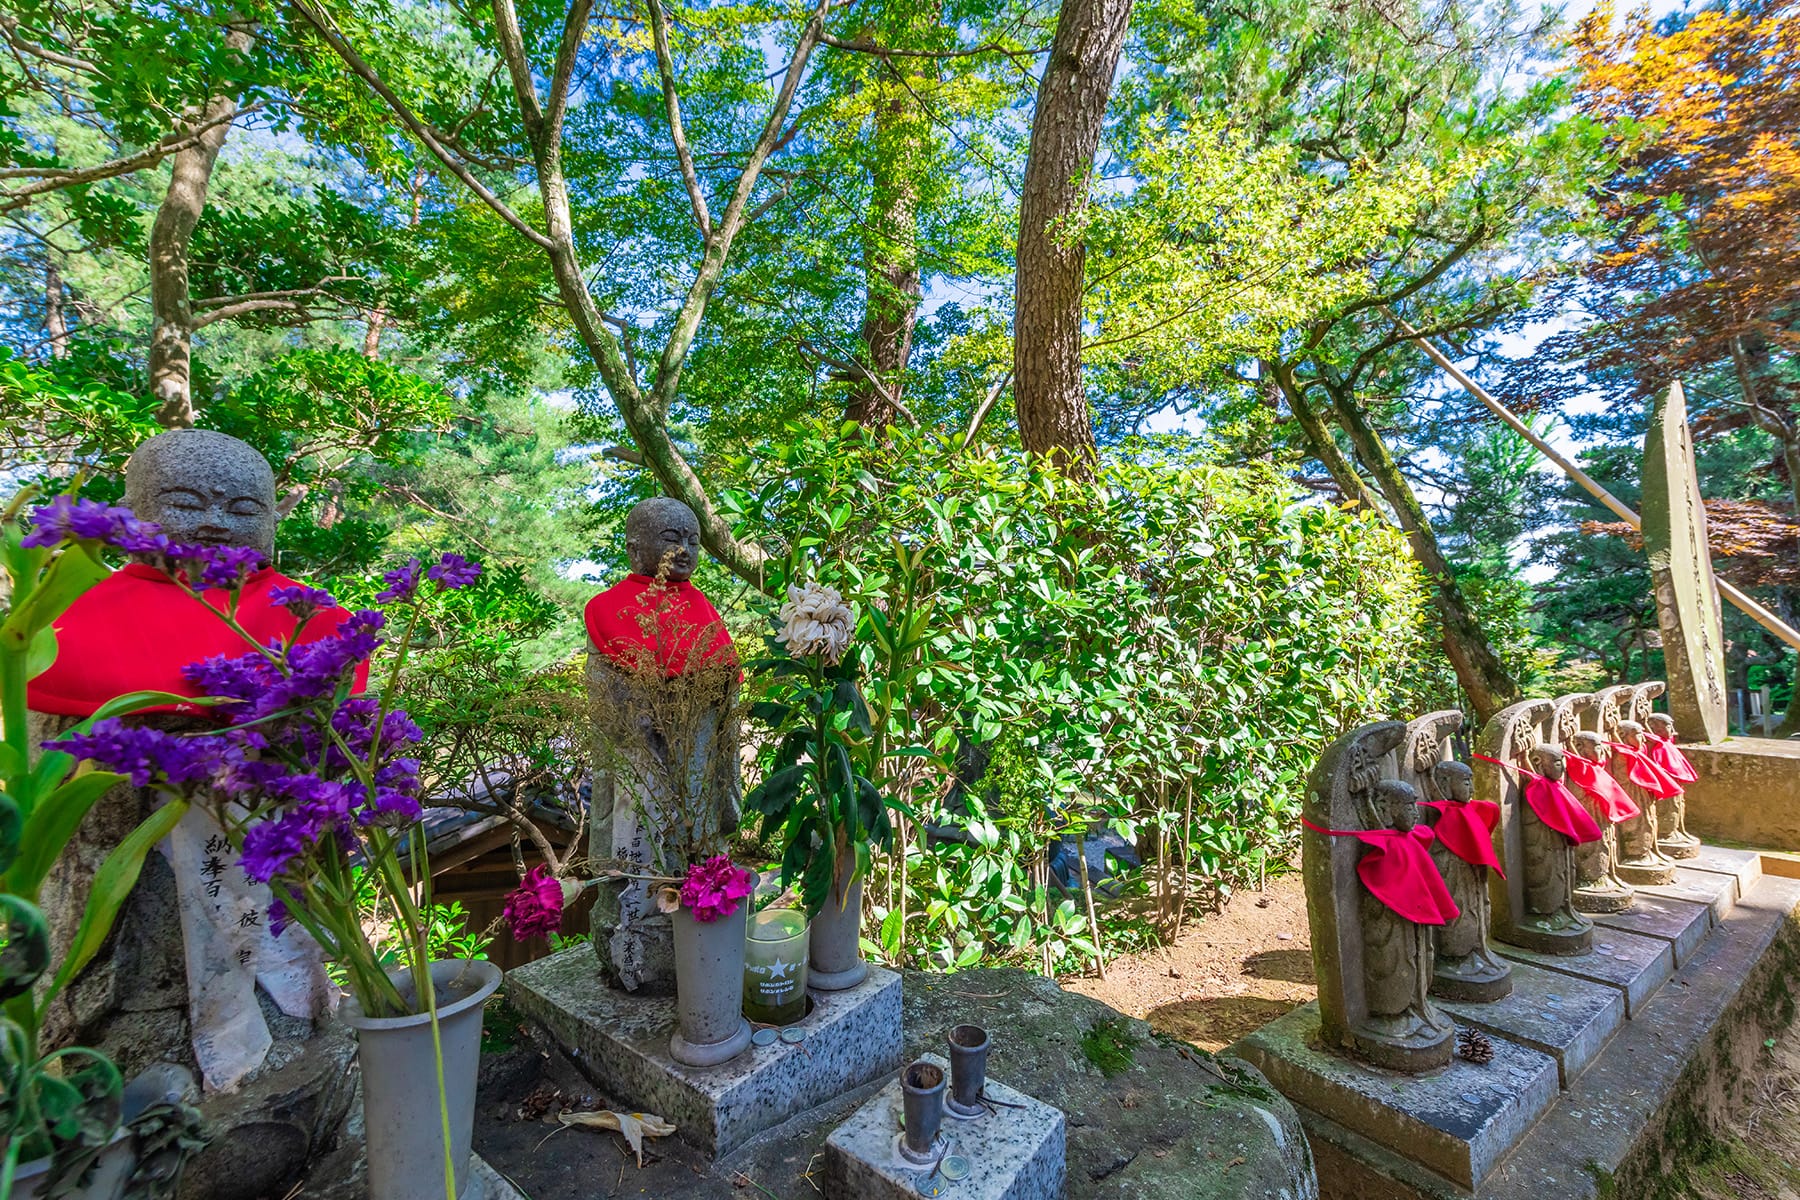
left=743, top=908, right=809, bottom=1026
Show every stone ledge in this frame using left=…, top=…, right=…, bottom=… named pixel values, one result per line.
left=1496, top=928, right=1673, bottom=1018
left=1590, top=892, right=1713, bottom=966
left=1682, top=739, right=1800, bottom=851
left=1438, top=960, right=1622, bottom=1087
left=506, top=947, right=903, bottom=1160
left=1231, top=1003, right=1560, bottom=1190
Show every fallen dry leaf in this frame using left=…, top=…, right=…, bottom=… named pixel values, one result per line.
left=558, top=1109, right=678, bottom=1166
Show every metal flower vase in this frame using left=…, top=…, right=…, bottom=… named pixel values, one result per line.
left=809, top=865, right=868, bottom=992
left=899, top=1060, right=949, bottom=1163
left=946, top=1024, right=990, bottom=1117
left=671, top=893, right=755, bottom=1066
left=340, top=958, right=503, bottom=1200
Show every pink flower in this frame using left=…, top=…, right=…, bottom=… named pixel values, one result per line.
left=503, top=866, right=567, bottom=940
left=680, top=856, right=754, bottom=923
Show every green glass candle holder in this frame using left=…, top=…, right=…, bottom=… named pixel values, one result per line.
left=743, top=907, right=810, bottom=1026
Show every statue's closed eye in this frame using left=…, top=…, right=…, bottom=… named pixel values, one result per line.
left=227, top=498, right=268, bottom=517
left=159, top=488, right=207, bottom=510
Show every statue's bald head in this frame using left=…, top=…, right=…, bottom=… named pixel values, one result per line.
left=1432, top=759, right=1473, bottom=802
left=1647, top=713, right=1677, bottom=739
left=125, top=429, right=276, bottom=557
left=1374, top=778, right=1420, bottom=830
left=625, top=497, right=701, bottom=582
left=1616, top=719, right=1645, bottom=747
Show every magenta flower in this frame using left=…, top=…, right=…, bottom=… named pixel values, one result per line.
left=680, top=856, right=754, bottom=923
left=503, top=866, right=567, bottom=940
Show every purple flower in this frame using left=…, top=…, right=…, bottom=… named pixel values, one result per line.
left=22, top=497, right=163, bottom=551
left=375, top=559, right=422, bottom=603
left=56, top=720, right=222, bottom=789
left=269, top=584, right=336, bottom=619
left=187, top=545, right=266, bottom=590
left=427, top=553, right=482, bottom=591
left=268, top=899, right=290, bottom=937
left=503, top=867, right=567, bottom=940
left=240, top=773, right=359, bottom=882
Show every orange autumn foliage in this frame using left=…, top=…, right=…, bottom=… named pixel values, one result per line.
left=1568, top=2, right=1800, bottom=427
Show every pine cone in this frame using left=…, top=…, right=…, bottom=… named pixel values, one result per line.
left=1457, top=1028, right=1495, bottom=1065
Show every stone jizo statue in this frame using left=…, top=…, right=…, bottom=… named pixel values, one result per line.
left=1566, top=731, right=1635, bottom=914
left=1303, top=722, right=1457, bottom=1072
left=1644, top=712, right=1701, bottom=859
left=1420, top=760, right=1512, bottom=1002
left=1476, top=700, right=1595, bottom=957
left=585, top=497, right=742, bottom=992
left=1608, top=720, right=1678, bottom=885
left=27, top=428, right=359, bottom=1199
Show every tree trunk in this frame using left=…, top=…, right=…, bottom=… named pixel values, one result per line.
left=147, top=26, right=250, bottom=428
left=44, top=261, right=68, bottom=359
left=1266, top=357, right=1379, bottom=510
left=845, top=78, right=926, bottom=429
left=1012, top=0, right=1132, bottom=476
left=1330, top=386, right=1521, bottom=722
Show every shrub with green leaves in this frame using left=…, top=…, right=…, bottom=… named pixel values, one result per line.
left=726, top=423, right=1426, bottom=972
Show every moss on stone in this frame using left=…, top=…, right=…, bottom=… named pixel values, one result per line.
left=1081, top=1017, right=1137, bottom=1077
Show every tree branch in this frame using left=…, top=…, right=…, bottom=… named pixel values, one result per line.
left=646, top=0, right=711, bottom=240
left=544, top=0, right=592, bottom=149
left=289, top=0, right=554, bottom=251
left=649, top=0, right=832, bottom=417
left=0, top=104, right=260, bottom=213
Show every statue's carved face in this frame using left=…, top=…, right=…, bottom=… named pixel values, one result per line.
left=1647, top=713, right=1676, bottom=740
left=1529, top=744, right=1567, bottom=779
left=1374, top=780, right=1420, bottom=831
left=625, top=497, right=701, bottom=582
left=1616, top=719, right=1646, bottom=749
left=124, top=430, right=277, bottom=557
left=1569, top=732, right=1605, bottom=764
left=1432, top=760, right=1474, bottom=803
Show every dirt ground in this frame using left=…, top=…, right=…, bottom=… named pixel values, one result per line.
left=1677, top=1023, right=1800, bottom=1200
left=1064, top=870, right=1316, bottom=1051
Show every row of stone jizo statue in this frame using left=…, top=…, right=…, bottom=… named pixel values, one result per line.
left=1304, top=682, right=1698, bottom=1073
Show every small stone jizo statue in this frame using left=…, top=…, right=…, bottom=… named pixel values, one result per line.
left=1418, top=760, right=1512, bottom=1002
left=585, top=497, right=742, bottom=992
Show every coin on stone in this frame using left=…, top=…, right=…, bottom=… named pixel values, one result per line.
left=780, top=1027, right=807, bottom=1045
left=752, top=1028, right=778, bottom=1047
left=940, top=1156, right=971, bottom=1181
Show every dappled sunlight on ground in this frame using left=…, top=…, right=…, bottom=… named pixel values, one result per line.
left=1065, top=872, right=1315, bottom=1051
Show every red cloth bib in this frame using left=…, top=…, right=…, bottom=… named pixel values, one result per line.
left=27, top=564, right=366, bottom=718
left=1302, top=818, right=1460, bottom=926
left=584, top=574, right=736, bottom=677
left=1419, top=798, right=1504, bottom=877
left=1555, top=754, right=1641, bottom=824
left=1473, top=753, right=1613, bottom=839
left=1524, top=774, right=1607, bottom=843
left=1609, top=742, right=1684, bottom=798
left=1647, top=735, right=1699, bottom=785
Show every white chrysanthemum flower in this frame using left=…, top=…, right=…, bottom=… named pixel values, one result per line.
left=777, top=582, right=854, bottom=665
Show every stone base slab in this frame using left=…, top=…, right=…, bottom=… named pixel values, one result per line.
left=1591, top=892, right=1712, bottom=965
left=822, top=1054, right=1065, bottom=1200
left=506, top=948, right=903, bottom=1160
left=470, top=1154, right=528, bottom=1199
left=1438, top=960, right=1622, bottom=1087
left=1686, top=845, right=1762, bottom=895
left=1681, top=738, right=1800, bottom=851
left=1231, top=1003, right=1560, bottom=1190
left=1636, top=866, right=1736, bottom=923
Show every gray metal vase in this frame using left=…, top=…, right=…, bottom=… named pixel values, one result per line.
left=809, top=868, right=868, bottom=991
left=10, top=1135, right=134, bottom=1200
left=899, top=1060, right=948, bottom=1163
left=669, top=890, right=754, bottom=1067
left=946, top=1024, right=990, bottom=1117
left=340, top=958, right=503, bottom=1200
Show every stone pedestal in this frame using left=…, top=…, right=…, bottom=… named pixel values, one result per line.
left=506, top=947, right=903, bottom=1159
left=823, top=1054, right=1065, bottom=1200
left=1233, top=1003, right=1560, bottom=1191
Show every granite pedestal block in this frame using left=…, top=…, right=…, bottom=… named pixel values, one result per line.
left=823, top=1054, right=1065, bottom=1200
left=506, top=948, right=903, bottom=1159
left=1686, top=845, right=1762, bottom=896
left=1591, top=892, right=1712, bottom=965
left=1497, top=928, right=1674, bottom=1017
left=1437, top=960, right=1623, bottom=1086
left=1637, top=866, right=1737, bottom=923
left=1232, top=1002, right=1560, bottom=1191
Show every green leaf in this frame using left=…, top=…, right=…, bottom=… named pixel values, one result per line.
left=81, top=690, right=230, bottom=723
left=0, top=787, right=19, bottom=877
left=25, top=624, right=57, bottom=681
left=45, top=797, right=190, bottom=1005
left=0, top=893, right=51, bottom=1001
left=0, top=544, right=107, bottom=650
left=879, top=908, right=904, bottom=958
left=6, top=771, right=125, bottom=895
left=746, top=765, right=807, bottom=820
